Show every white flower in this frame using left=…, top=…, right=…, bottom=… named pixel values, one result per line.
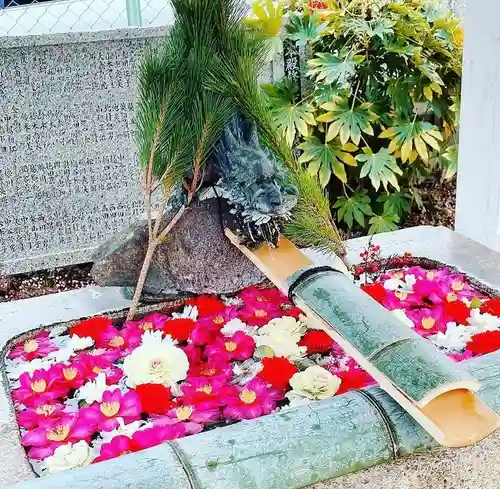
left=67, top=335, right=94, bottom=351
left=384, top=274, right=416, bottom=292
left=253, top=316, right=307, bottom=360
left=467, top=309, right=500, bottom=333
left=171, top=305, right=198, bottom=321
left=40, top=441, right=95, bottom=475
left=141, top=329, right=176, bottom=346
left=430, top=322, right=472, bottom=353
left=49, top=326, right=68, bottom=338
left=123, top=335, right=189, bottom=388
left=391, top=309, right=414, bottom=329
left=221, top=318, right=256, bottom=337
left=5, top=358, right=54, bottom=380
left=232, top=359, right=263, bottom=385
left=288, top=365, right=341, bottom=401
left=76, top=373, right=116, bottom=404
left=97, top=418, right=146, bottom=444
left=221, top=295, right=243, bottom=307
left=47, top=348, right=75, bottom=363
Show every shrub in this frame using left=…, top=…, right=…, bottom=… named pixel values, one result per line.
left=247, top=0, right=462, bottom=233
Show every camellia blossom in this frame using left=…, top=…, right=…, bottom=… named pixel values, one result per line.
left=13, top=369, right=68, bottom=407
left=480, top=299, right=500, bottom=317
left=360, top=283, right=386, bottom=304
left=22, top=413, right=96, bottom=460
left=187, top=357, right=233, bottom=382
left=122, top=313, right=169, bottom=335
left=80, top=389, right=142, bottom=432
left=178, top=377, right=235, bottom=410
left=153, top=405, right=219, bottom=434
left=444, top=300, right=472, bottom=325
left=163, top=318, right=197, bottom=342
left=431, top=323, right=473, bottom=353
left=40, top=441, right=95, bottom=475
left=92, top=435, right=139, bottom=463
left=123, top=333, right=189, bottom=388
left=205, top=331, right=255, bottom=361
left=298, top=330, right=335, bottom=354
left=237, top=287, right=283, bottom=326
left=134, top=384, right=175, bottom=414
left=223, top=377, right=282, bottom=420
left=258, top=356, right=298, bottom=392
left=9, top=332, right=58, bottom=362
left=221, top=318, right=256, bottom=337
left=96, top=326, right=142, bottom=353
left=76, top=373, right=115, bottom=405
left=467, top=331, right=500, bottom=356
left=18, top=403, right=66, bottom=430
left=288, top=365, right=341, bottom=401
left=70, top=317, right=113, bottom=343
left=185, top=295, right=226, bottom=317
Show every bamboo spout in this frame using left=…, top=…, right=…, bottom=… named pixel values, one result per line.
left=226, top=230, right=500, bottom=448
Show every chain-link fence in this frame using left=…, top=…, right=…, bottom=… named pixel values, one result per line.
left=0, top=0, right=465, bottom=39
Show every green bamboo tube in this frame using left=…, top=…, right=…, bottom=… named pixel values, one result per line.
left=287, top=267, right=478, bottom=405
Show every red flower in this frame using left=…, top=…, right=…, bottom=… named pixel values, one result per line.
left=444, top=301, right=471, bottom=325
left=185, top=296, right=226, bottom=317
left=336, top=368, right=376, bottom=395
left=281, top=305, right=304, bottom=319
left=70, top=317, right=113, bottom=342
left=298, top=330, right=335, bottom=354
left=134, top=384, right=175, bottom=414
left=258, top=357, right=298, bottom=392
left=309, top=0, right=327, bottom=11
left=163, top=318, right=196, bottom=342
left=480, top=299, right=500, bottom=317
left=360, top=283, right=386, bottom=304
left=466, top=331, right=500, bottom=356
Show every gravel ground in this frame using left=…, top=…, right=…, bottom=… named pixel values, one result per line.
left=1, top=178, right=456, bottom=303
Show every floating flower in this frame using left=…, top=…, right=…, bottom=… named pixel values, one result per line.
left=97, top=419, right=147, bottom=444
left=96, top=326, right=142, bottom=353
left=288, top=365, right=341, bottom=401
left=22, top=413, right=95, bottom=460
left=123, top=313, right=168, bottom=335
left=5, top=358, right=54, bottom=381
left=123, top=333, right=189, bottom=388
left=258, top=357, right=298, bottom=392
left=18, top=403, right=65, bottom=430
left=153, top=405, right=219, bottom=434
left=132, top=424, right=186, bottom=450
left=197, top=306, right=238, bottom=331
left=181, top=344, right=203, bottom=364
left=187, top=357, right=233, bottom=382
left=223, top=377, right=282, bottom=420
left=76, top=373, right=115, bottom=404
left=57, top=362, right=87, bottom=390
left=336, top=366, right=375, bottom=395
left=220, top=318, right=256, bottom=337
left=430, top=323, right=473, bottom=353
left=40, top=441, right=95, bottom=475
left=205, top=331, right=255, bottom=361
left=70, top=317, right=113, bottom=343
left=239, top=286, right=286, bottom=306
left=360, top=283, right=386, bottom=304
left=80, top=389, right=142, bottom=432
left=253, top=316, right=307, bottom=360
left=383, top=274, right=416, bottom=292
left=171, top=304, right=199, bottom=320
left=467, top=308, right=500, bottom=332
left=185, top=295, right=226, bottom=317
left=467, top=331, right=500, bottom=356
left=480, top=299, right=500, bottom=317
left=232, top=359, right=263, bottom=385
left=299, top=330, right=335, bottom=354
left=92, top=435, right=139, bottom=463
left=163, top=318, right=197, bottom=342
left=444, top=300, right=472, bottom=325
left=13, top=369, right=68, bottom=407
left=406, top=307, right=446, bottom=337
left=237, top=288, right=283, bottom=326
left=178, top=378, right=235, bottom=410
left=9, top=332, right=58, bottom=362
left=78, top=349, right=121, bottom=376
left=134, top=383, right=175, bottom=414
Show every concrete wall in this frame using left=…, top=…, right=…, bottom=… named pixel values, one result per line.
left=0, top=27, right=283, bottom=275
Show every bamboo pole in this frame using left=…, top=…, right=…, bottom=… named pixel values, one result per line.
left=225, top=230, right=500, bottom=448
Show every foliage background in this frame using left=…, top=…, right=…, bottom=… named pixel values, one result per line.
left=247, top=0, right=463, bottom=234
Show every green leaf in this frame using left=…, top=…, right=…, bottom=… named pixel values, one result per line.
left=356, top=147, right=403, bottom=191
left=333, top=189, right=373, bottom=229
left=440, top=144, right=458, bottom=180
left=320, top=97, right=378, bottom=145
left=298, top=136, right=358, bottom=186
left=307, top=51, right=364, bottom=87
left=368, top=213, right=400, bottom=235
left=345, top=18, right=395, bottom=40
left=380, top=120, right=443, bottom=163
left=377, top=191, right=411, bottom=218
left=286, top=11, right=326, bottom=46
left=312, top=83, right=343, bottom=105
left=418, top=60, right=445, bottom=86
left=271, top=102, right=317, bottom=146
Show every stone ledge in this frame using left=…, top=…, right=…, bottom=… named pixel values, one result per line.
left=0, top=25, right=168, bottom=49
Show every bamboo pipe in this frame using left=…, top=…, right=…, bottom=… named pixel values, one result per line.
left=225, top=230, right=500, bottom=448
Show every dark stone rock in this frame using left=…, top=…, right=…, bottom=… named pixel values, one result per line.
left=91, top=198, right=264, bottom=300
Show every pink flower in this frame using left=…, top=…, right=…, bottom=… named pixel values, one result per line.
left=55, top=362, right=87, bottom=390
left=78, top=348, right=121, bottom=377
left=9, top=332, right=57, bottom=362
left=222, top=377, right=282, bottom=420
left=196, top=306, right=238, bottom=331
left=101, top=366, right=124, bottom=385
left=95, top=326, right=142, bottom=354
left=17, top=403, right=65, bottom=430
left=187, top=357, right=233, bottom=382
left=22, top=413, right=95, bottom=459
left=448, top=350, right=474, bottom=362
left=122, top=312, right=168, bottom=334
left=152, top=405, right=219, bottom=435
left=179, top=378, right=237, bottom=410
left=406, top=307, right=446, bottom=337
left=132, top=425, right=186, bottom=449
left=80, top=389, right=142, bottom=432
left=13, top=369, right=68, bottom=407
left=181, top=344, right=203, bottom=364
left=93, top=435, right=139, bottom=463
left=239, top=286, right=286, bottom=306
left=205, top=331, right=255, bottom=361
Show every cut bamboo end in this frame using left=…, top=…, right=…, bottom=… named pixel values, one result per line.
left=226, top=229, right=500, bottom=448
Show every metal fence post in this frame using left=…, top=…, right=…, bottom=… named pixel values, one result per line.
left=126, top=0, right=142, bottom=26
